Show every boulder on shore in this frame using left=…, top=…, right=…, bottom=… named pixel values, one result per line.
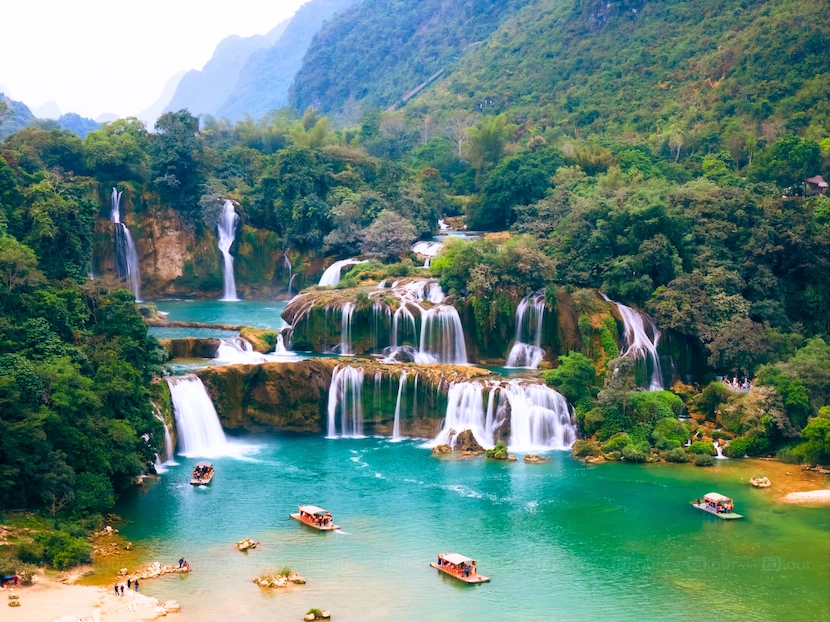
left=432, top=444, right=452, bottom=455
left=750, top=476, right=771, bottom=488
left=523, top=454, right=550, bottom=464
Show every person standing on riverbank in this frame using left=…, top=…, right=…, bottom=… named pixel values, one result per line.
left=134, top=579, right=139, bottom=592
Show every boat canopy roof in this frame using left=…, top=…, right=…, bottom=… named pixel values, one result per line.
left=441, top=553, right=473, bottom=565
left=704, top=492, right=732, bottom=503
left=298, top=505, right=329, bottom=515
left=195, top=461, right=213, bottom=468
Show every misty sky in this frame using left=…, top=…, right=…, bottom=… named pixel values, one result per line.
left=2, top=0, right=307, bottom=119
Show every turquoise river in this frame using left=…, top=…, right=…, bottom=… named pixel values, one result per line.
left=112, top=437, right=830, bottom=622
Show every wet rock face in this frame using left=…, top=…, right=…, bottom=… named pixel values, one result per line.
left=158, top=338, right=220, bottom=359
left=454, top=429, right=485, bottom=454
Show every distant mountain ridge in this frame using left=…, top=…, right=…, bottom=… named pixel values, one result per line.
left=164, top=20, right=289, bottom=118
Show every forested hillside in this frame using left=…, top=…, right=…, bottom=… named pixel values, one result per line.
left=216, top=0, right=360, bottom=121
left=290, top=0, right=532, bottom=113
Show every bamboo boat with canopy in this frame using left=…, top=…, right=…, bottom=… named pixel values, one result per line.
left=290, top=505, right=339, bottom=531
left=190, top=462, right=215, bottom=485
left=692, top=492, right=743, bottom=520
left=430, top=553, right=490, bottom=584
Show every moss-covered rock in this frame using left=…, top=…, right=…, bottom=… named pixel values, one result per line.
left=158, top=338, right=220, bottom=359
left=239, top=327, right=278, bottom=353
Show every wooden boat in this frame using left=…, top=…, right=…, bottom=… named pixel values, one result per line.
left=430, top=553, right=490, bottom=584
left=190, top=461, right=215, bottom=485
left=692, top=492, right=743, bottom=520
left=290, top=505, right=339, bottom=531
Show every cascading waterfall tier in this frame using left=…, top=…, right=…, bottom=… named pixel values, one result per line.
left=428, top=380, right=576, bottom=452
left=603, top=295, right=664, bottom=390
left=392, top=370, right=408, bottom=441
left=339, top=302, right=355, bottom=355
left=415, top=305, right=467, bottom=365
left=327, top=365, right=365, bottom=438
left=153, top=410, right=176, bottom=473
left=110, top=188, right=141, bottom=301
left=506, top=291, right=546, bottom=369
left=217, top=200, right=239, bottom=301
left=319, top=258, right=362, bottom=287
left=166, top=375, right=231, bottom=457
left=215, top=337, right=268, bottom=364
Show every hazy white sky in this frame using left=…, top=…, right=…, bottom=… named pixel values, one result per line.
left=1, top=0, right=307, bottom=119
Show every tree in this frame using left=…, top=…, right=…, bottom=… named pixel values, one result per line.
left=750, top=134, right=822, bottom=187
left=0, top=236, right=44, bottom=300
left=360, top=211, right=417, bottom=259
left=707, top=317, right=771, bottom=375
left=544, top=352, right=597, bottom=405
left=443, top=112, right=476, bottom=158
left=151, top=110, right=205, bottom=212
left=468, top=114, right=515, bottom=178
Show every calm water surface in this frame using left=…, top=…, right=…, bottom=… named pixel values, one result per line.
left=153, top=300, right=288, bottom=331
left=114, top=438, right=830, bottom=622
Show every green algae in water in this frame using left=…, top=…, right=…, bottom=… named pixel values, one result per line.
left=113, top=438, right=830, bottom=621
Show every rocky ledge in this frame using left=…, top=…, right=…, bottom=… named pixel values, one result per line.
left=253, top=571, right=306, bottom=588
left=119, top=561, right=191, bottom=583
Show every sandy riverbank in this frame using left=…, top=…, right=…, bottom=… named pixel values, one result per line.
left=780, top=489, right=830, bottom=504
left=3, top=571, right=180, bottom=622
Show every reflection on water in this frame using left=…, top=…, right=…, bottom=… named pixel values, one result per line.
left=111, top=437, right=830, bottom=622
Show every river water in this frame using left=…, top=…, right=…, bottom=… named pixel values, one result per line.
left=113, top=437, right=830, bottom=621
left=153, top=300, right=289, bottom=331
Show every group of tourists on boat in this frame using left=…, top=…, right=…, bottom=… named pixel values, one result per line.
left=291, top=505, right=338, bottom=530
left=192, top=464, right=211, bottom=479
left=436, top=554, right=478, bottom=578
left=698, top=493, right=734, bottom=513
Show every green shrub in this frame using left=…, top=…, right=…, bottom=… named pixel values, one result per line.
left=711, top=430, right=730, bottom=440
left=666, top=448, right=689, bottom=463
left=486, top=441, right=509, bottom=459
left=16, top=541, right=44, bottom=565
left=652, top=418, right=689, bottom=449
left=696, top=382, right=729, bottom=420
left=776, top=445, right=805, bottom=464
left=622, top=441, right=650, bottom=463
left=694, top=454, right=715, bottom=467
left=627, top=390, right=684, bottom=423
left=571, top=440, right=595, bottom=458
left=601, top=432, right=632, bottom=453
left=606, top=451, right=622, bottom=461
left=689, top=441, right=715, bottom=455
left=724, top=437, right=749, bottom=458
left=28, top=531, right=92, bottom=570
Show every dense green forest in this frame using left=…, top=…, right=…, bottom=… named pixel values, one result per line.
left=1, top=0, right=829, bottom=571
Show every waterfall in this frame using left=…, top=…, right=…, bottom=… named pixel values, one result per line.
left=283, top=252, right=293, bottom=293
left=416, top=305, right=467, bottom=365
left=431, top=382, right=493, bottom=449
left=371, top=301, right=391, bottom=353
left=714, top=442, right=727, bottom=459
left=166, top=375, right=231, bottom=457
left=506, top=291, right=546, bottom=369
left=215, top=337, right=268, bottom=364
left=153, top=412, right=176, bottom=473
left=110, top=188, right=141, bottom=301
left=275, top=333, right=287, bottom=354
left=392, top=371, right=407, bottom=441
left=217, top=200, right=239, bottom=301
left=340, top=302, right=355, bottom=355
left=319, top=258, right=362, bottom=287
left=605, top=296, right=664, bottom=390
left=327, top=365, right=365, bottom=438
left=499, top=382, right=576, bottom=451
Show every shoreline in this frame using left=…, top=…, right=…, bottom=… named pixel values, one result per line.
left=3, top=570, right=179, bottom=622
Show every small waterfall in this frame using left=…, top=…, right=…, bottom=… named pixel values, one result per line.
left=327, top=365, right=365, bottom=438
left=110, top=188, right=141, bottom=301
left=412, top=240, right=444, bottom=259
left=714, top=441, right=727, bottom=459
left=166, top=375, right=230, bottom=457
left=275, top=333, right=287, bottom=354
left=431, top=382, right=493, bottom=449
left=215, top=337, right=267, bottom=364
left=416, top=305, right=467, bottom=365
left=371, top=301, right=391, bottom=353
left=153, top=412, right=176, bottom=473
left=604, top=295, right=664, bottom=390
left=340, top=302, right=355, bottom=355
left=282, top=252, right=293, bottom=292
left=217, top=200, right=239, bottom=301
left=392, top=370, right=407, bottom=441
left=506, top=291, right=546, bottom=369
left=319, top=258, right=362, bottom=287
left=499, top=382, right=576, bottom=451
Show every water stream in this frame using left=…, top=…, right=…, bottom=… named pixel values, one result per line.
left=217, top=200, right=239, bottom=301
left=604, top=295, right=664, bottom=390
left=506, top=291, right=546, bottom=369
left=110, top=187, right=141, bottom=301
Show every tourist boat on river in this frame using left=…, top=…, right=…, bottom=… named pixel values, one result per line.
left=692, top=492, right=743, bottom=520
left=190, top=462, right=215, bottom=485
left=431, top=553, right=490, bottom=584
left=290, top=505, right=339, bottom=531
